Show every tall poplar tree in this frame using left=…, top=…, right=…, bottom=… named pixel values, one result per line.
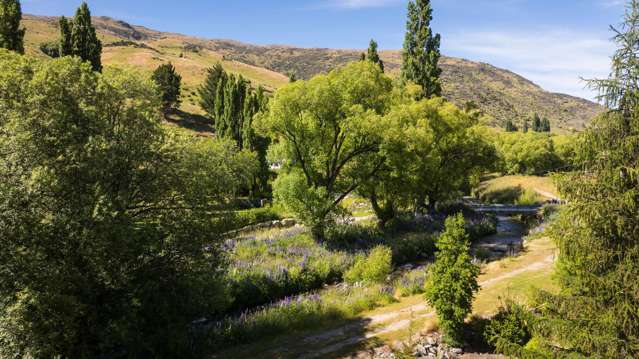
left=401, top=0, right=442, bottom=99
left=531, top=1, right=639, bottom=356
left=0, top=0, right=25, bottom=54
left=366, top=39, right=384, bottom=72
left=71, top=2, right=102, bottom=72
left=58, top=16, right=73, bottom=56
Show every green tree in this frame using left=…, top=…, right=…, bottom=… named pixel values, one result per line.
left=359, top=88, right=495, bottom=226
left=71, top=2, right=102, bottom=71
left=425, top=214, right=480, bottom=345
left=0, top=0, right=25, bottom=54
left=504, top=119, right=518, bottom=132
left=401, top=0, right=442, bottom=99
left=261, top=61, right=392, bottom=238
left=533, top=1, right=639, bottom=355
left=152, top=62, right=182, bottom=112
left=367, top=39, right=385, bottom=72
left=523, top=118, right=529, bottom=133
left=532, top=113, right=542, bottom=132
left=0, top=50, right=256, bottom=358
left=58, top=16, right=73, bottom=56
left=199, top=63, right=227, bottom=123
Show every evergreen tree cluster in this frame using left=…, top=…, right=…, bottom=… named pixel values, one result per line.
left=199, top=63, right=271, bottom=195
left=58, top=2, right=102, bottom=72
left=401, top=0, right=442, bottom=99
left=0, top=0, right=25, bottom=54
left=531, top=113, right=551, bottom=132
left=152, top=62, right=182, bottom=112
left=199, top=63, right=268, bottom=150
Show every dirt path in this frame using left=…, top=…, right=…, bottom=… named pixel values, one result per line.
left=294, top=250, right=555, bottom=359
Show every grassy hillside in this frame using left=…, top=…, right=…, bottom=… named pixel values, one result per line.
left=22, top=14, right=603, bottom=130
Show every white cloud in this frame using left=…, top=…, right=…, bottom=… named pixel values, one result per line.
left=444, top=29, right=615, bottom=100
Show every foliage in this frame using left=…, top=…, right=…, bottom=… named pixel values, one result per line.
left=199, top=63, right=271, bottom=195
left=533, top=2, right=639, bottom=356
left=490, top=130, right=563, bottom=175
left=401, top=0, right=442, bottom=98
left=39, top=40, right=60, bottom=58
left=69, top=2, right=102, bottom=72
left=366, top=38, right=384, bottom=72
left=483, top=301, right=533, bottom=352
left=344, top=246, right=393, bottom=284
left=58, top=16, right=72, bottom=56
left=205, top=284, right=395, bottom=351
left=226, top=233, right=352, bottom=312
left=425, top=214, right=480, bottom=345
left=233, top=207, right=284, bottom=229
left=260, top=61, right=392, bottom=238
left=152, top=62, right=182, bottom=112
left=395, top=268, right=429, bottom=297
left=0, top=51, right=255, bottom=358
left=504, top=119, right=518, bottom=132
left=360, top=95, right=496, bottom=225
left=0, top=0, right=24, bottom=54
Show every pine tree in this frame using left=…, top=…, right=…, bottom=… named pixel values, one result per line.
left=523, top=118, right=529, bottom=133
left=71, top=2, right=102, bottom=72
left=401, top=0, right=442, bottom=99
left=199, top=63, right=227, bottom=124
left=152, top=62, right=182, bottom=112
left=58, top=16, right=73, bottom=56
left=367, top=39, right=385, bottom=72
left=533, top=1, right=639, bottom=356
left=542, top=118, right=551, bottom=132
left=504, top=119, right=518, bottom=132
left=425, top=214, right=479, bottom=345
left=0, top=0, right=25, bottom=54
left=532, top=113, right=542, bottom=132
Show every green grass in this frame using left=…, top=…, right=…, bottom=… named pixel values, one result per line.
left=475, top=174, right=559, bottom=205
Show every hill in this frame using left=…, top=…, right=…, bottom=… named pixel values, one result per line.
left=21, top=14, right=603, bottom=131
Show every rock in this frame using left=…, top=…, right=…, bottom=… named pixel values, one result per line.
left=281, top=218, right=296, bottom=227
left=451, top=348, right=463, bottom=355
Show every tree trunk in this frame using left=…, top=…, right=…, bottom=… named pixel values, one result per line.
left=370, top=192, right=395, bottom=229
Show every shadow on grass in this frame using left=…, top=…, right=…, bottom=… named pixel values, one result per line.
left=164, top=109, right=215, bottom=134
left=479, top=186, right=524, bottom=205
left=209, top=316, right=380, bottom=359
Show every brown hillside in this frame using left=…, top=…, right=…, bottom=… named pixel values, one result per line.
left=21, top=14, right=603, bottom=131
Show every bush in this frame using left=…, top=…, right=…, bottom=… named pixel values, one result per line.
left=483, top=301, right=533, bottom=352
left=234, top=207, right=284, bottom=229
left=395, top=268, right=429, bottom=297
left=39, top=41, right=60, bottom=58
left=344, top=246, right=393, bottom=284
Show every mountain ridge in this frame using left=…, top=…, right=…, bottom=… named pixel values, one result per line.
left=21, top=14, right=604, bottom=131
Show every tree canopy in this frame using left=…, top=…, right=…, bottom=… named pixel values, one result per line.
left=260, top=61, right=392, bottom=238
left=0, top=0, right=25, bottom=54
left=0, top=50, right=256, bottom=357
left=62, top=2, right=102, bottom=72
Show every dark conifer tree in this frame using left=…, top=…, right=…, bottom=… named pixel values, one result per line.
left=523, top=118, right=529, bottom=133
left=0, top=0, right=25, bottom=54
left=71, top=2, right=102, bottom=72
left=531, top=1, right=639, bottom=356
left=152, top=62, right=182, bottom=113
left=532, top=113, right=542, bottom=132
left=401, top=0, right=442, bottom=98
left=58, top=16, right=73, bottom=56
left=367, top=39, right=385, bottom=72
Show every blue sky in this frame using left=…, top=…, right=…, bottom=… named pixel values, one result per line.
left=22, top=0, right=627, bottom=100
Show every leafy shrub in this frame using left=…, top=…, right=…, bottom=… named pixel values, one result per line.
left=395, top=268, right=428, bottom=297
left=205, top=284, right=395, bottom=351
left=483, top=301, right=533, bottom=353
left=344, top=246, right=393, bottom=284
left=39, top=41, right=60, bottom=58
left=515, top=188, right=541, bottom=206
left=234, top=207, right=284, bottom=229
left=226, top=234, right=352, bottom=311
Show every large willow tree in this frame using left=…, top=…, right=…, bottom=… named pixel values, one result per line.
left=532, top=1, right=639, bottom=356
